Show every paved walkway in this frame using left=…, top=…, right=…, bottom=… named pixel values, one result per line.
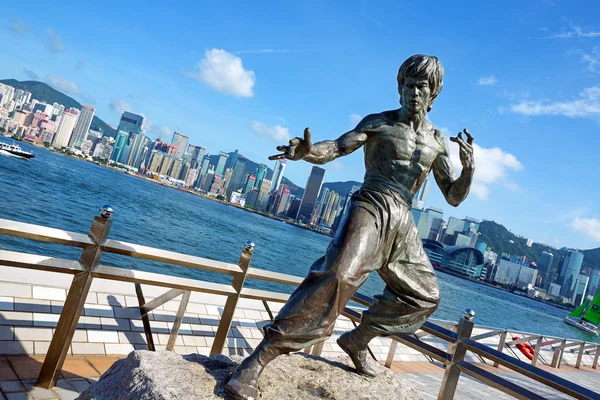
left=1, top=355, right=599, bottom=399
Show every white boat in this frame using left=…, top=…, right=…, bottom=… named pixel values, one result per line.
left=563, top=294, right=600, bottom=336
left=0, top=142, right=35, bottom=159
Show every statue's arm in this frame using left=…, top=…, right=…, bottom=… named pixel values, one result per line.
left=302, top=128, right=369, bottom=165
left=270, top=115, right=378, bottom=164
left=431, top=131, right=475, bottom=207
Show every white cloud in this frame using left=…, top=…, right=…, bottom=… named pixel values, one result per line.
left=149, top=124, right=172, bottom=138
left=581, top=47, right=599, bottom=72
left=329, top=160, right=344, bottom=172
left=9, top=17, right=31, bottom=34
left=23, top=68, right=39, bottom=80
left=250, top=121, right=289, bottom=142
left=108, top=98, right=132, bottom=115
left=46, top=75, right=80, bottom=95
left=45, top=28, right=65, bottom=53
left=552, top=25, right=600, bottom=39
left=508, top=86, right=600, bottom=118
left=477, top=75, right=497, bottom=86
left=441, top=128, right=524, bottom=201
left=571, top=217, right=600, bottom=243
left=349, top=114, right=362, bottom=126
left=183, top=49, right=255, bottom=98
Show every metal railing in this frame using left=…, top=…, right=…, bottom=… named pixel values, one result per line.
left=0, top=208, right=599, bottom=399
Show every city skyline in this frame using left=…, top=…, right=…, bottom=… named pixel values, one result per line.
left=0, top=1, right=599, bottom=249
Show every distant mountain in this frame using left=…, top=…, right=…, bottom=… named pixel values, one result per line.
left=0, top=79, right=116, bottom=137
left=477, top=220, right=599, bottom=274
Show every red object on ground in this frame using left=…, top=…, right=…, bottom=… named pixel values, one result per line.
left=513, top=336, right=535, bottom=360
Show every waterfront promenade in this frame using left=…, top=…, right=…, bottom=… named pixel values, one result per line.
left=1, top=266, right=599, bottom=399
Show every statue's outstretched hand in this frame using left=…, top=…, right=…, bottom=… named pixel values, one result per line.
left=449, top=129, right=475, bottom=170
left=269, top=127, right=312, bottom=161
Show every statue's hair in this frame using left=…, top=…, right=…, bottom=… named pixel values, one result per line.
left=397, top=55, right=444, bottom=112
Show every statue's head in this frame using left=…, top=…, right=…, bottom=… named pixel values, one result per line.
left=397, top=55, right=444, bottom=113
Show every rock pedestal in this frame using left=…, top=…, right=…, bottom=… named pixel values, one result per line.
left=77, top=350, right=424, bottom=399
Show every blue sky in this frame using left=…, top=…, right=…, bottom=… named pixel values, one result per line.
left=1, top=0, right=600, bottom=250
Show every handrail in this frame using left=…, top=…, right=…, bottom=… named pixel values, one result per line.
left=102, top=239, right=243, bottom=276
left=1, top=214, right=599, bottom=399
left=0, top=218, right=93, bottom=247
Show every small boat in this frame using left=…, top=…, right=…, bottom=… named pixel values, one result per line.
left=563, top=293, right=600, bottom=336
left=0, top=142, right=35, bottom=159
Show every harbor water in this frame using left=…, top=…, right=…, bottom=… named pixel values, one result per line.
left=0, top=139, right=597, bottom=343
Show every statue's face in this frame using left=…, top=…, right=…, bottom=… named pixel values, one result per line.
left=400, top=77, right=431, bottom=114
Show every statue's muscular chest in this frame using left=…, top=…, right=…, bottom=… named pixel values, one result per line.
left=366, top=124, right=440, bottom=169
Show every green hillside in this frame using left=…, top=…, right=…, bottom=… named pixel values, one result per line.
left=477, top=220, right=599, bottom=272
left=0, top=79, right=116, bottom=137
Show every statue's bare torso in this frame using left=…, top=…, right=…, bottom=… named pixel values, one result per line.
left=361, top=110, right=444, bottom=196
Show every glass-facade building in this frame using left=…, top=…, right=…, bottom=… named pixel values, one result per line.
left=559, top=250, right=584, bottom=299
left=296, top=166, right=325, bottom=223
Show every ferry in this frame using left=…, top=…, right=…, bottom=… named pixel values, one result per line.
left=563, top=293, right=600, bottom=336
left=0, top=142, right=35, bottom=159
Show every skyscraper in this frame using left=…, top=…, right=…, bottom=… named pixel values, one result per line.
left=110, top=131, right=129, bottom=162
left=255, top=164, right=268, bottom=190
left=296, top=166, right=325, bottom=223
left=243, top=175, right=257, bottom=197
left=196, top=155, right=211, bottom=188
left=113, top=112, right=145, bottom=165
left=270, top=159, right=287, bottom=193
left=256, top=179, right=272, bottom=210
left=225, top=149, right=239, bottom=172
left=589, top=269, right=600, bottom=298
left=227, top=157, right=247, bottom=198
left=540, top=251, right=554, bottom=289
left=559, top=250, right=584, bottom=299
left=187, top=145, right=205, bottom=169
left=215, top=152, right=229, bottom=176
left=171, top=132, right=189, bottom=159
left=69, top=105, right=95, bottom=149
left=412, top=175, right=431, bottom=210
left=52, top=108, right=79, bottom=148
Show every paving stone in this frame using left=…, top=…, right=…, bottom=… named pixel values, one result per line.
left=65, top=379, right=89, bottom=393
left=71, top=343, right=105, bottom=356
left=99, top=318, right=129, bottom=331
left=5, top=392, right=34, bottom=400
left=32, top=314, right=59, bottom=328
left=0, top=358, right=18, bottom=380
left=13, top=328, right=52, bottom=342
left=0, top=297, right=14, bottom=311
left=0, top=380, right=26, bottom=393
left=0, top=326, right=13, bottom=340
left=118, top=332, right=147, bottom=345
left=82, top=305, right=113, bottom=318
left=60, top=357, right=99, bottom=379
left=13, top=300, right=51, bottom=314
left=104, top=344, right=135, bottom=355
left=0, top=312, right=33, bottom=326
left=0, top=284, right=32, bottom=299
left=0, top=342, right=34, bottom=355
left=6, top=357, right=43, bottom=380
left=112, top=307, right=140, bottom=320
left=21, top=380, right=57, bottom=399
left=84, top=356, right=119, bottom=375
left=86, top=330, right=118, bottom=344
left=95, top=294, right=125, bottom=307
left=32, top=287, right=65, bottom=302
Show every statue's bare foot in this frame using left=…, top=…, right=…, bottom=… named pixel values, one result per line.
left=225, top=357, right=261, bottom=400
left=337, top=331, right=378, bottom=377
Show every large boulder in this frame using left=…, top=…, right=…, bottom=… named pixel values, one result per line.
left=77, top=350, right=424, bottom=399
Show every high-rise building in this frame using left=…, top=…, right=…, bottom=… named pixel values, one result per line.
left=442, top=216, right=480, bottom=246
left=209, top=174, right=223, bottom=194
left=321, top=191, right=341, bottom=227
left=225, top=149, right=239, bottom=172
left=196, top=155, right=211, bottom=188
left=227, top=157, right=247, bottom=198
left=539, top=251, right=554, bottom=289
left=275, top=187, right=292, bottom=215
left=52, top=108, right=79, bottom=148
left=574, top=274, right=590, bottom=306
left=256, top=179, right=272, bottom=211
left=187, top=145, right=205, bottom=169
left=69, top=105, right=95, bottom=149
left=296, top=166, right=325, bottom=223
left=243, top=175, right=257, bottom=197
left=110, top=131, right=129, bottom=162
left=255, top=164, right=268, bottom=190
left=222, top=168, right=233, bottom=195
left=589, top=269, right=600, bottom=298
left=202, top=169, right=215, bottom=193
left=112, top=112, right=145, bottom=165
left=559, top=250, right=584, bottom=299
left=270, top=159, right=287, bottom=193
left=412, top=175, right=431, bottom=210
left=171, top=132, right=189, bottom=159
left=215, top=152, right=229, bottom=176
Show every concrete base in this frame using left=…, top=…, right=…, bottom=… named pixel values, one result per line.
left=76, top=350, right=424, bottom=400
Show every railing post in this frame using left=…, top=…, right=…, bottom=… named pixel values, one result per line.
left=493, top=330, right=507, bottom=368
left=575, top=342, right=586, bottom=369
left=385, top=340, right=399, bottom=368
left=531, top=336, right=543, bottom=367
left=593, top=345, right=600, bottom=369
left=210, top=241, right=254, bottom=356
left=36, top=205, right=114, bottom=388
left=437, top=309, right=475, bottom=400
